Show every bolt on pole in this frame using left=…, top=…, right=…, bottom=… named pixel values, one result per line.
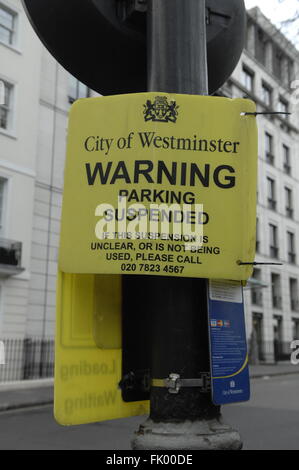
left=132, top=0, right=243, bottom=450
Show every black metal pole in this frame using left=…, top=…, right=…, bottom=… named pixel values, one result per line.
left=147, top=0, right=218, bottom=424
left=147, top=0, right=208, bottom=95
left=132, top=0, right=242, bottom=450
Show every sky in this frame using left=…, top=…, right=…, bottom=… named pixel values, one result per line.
left=245, top=0, right=298, bottom=23
left=245, top=0, right=299, bottom=45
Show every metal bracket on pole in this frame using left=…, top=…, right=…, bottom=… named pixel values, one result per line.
left=152, top=373, right=211, bottom=394
left=206, top=7, right=231, bottom=25
left=118, top=370, right=150, bottom=394
left=117, top=0, right=147, bottom=22
left=118, top=1, right=234, bottom=26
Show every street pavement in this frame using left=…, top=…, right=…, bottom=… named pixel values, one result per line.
left=0, top=362, right=297, bottom=413
left=0, top=374, right=298, bottom=450
left=223, top=374, right=299, bottom=450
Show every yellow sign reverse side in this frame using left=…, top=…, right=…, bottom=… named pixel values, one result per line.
left=54, top=271, right=148, bottom=425
left=59, top=93, right=257, bottom=281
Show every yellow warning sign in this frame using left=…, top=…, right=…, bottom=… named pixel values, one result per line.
left=54, top=271, right=148, bottom=425
left=59, top=93, right=257, bottom=281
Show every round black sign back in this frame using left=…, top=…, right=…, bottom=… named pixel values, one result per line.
left=22, top=0, right=246, bottom=95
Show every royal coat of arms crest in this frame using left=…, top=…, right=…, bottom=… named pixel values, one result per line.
left=143, top=96, right=179, bottom=123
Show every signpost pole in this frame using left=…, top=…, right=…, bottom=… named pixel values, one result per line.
left=132, top=0, right=243, bottom=450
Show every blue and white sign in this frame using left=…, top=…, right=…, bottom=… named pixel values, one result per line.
left=208, top=280, right=250, bottom=405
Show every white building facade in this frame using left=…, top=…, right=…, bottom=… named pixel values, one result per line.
left=0, top=0, right=98, bottom=380
left=0, top=0, right=41, bottom=339
left=226, top=8, right=299, bottom=362
left=0, top=3, right=298, bottom=378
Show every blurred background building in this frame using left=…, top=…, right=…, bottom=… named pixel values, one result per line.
left=0, top=1, right=298, bottom=380
left=224, top=7, right=299, bottom=363
left=0, top=0, right=98, bottom=380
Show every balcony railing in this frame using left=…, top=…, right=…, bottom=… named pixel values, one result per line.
left=288, top=252, right=297, bottom=265
left=249, top=340, right=292, bottom=364
left=0, top=238, right=24, bottom=277
left=0, top=338, right=54, bottom=383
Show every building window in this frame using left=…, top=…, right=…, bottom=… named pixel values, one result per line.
left=287, top=231, right=296, bottom=265
left=265, top=133, right=274, bottom=165
left=273, top=47, right=283, bottom=81
left=0, top=4, right=16, bottom=46
left=251, top=269, right=263, bottom=306
left=0, top=80, right=4, bottom=108
left=292, top=318, right=299, bottom=340
left=245, top=20, right=253, bottom=52
left=271, top=273, right=282, bottom=309
left=252, top=313, right=264, bottom=361
left=256, top=218, right=260, bottom=253
left=285, top=187, right=294, bottom=219
left=267, top=177, right=276, bottom=211
left=0, top=80, right=12, bottom=131
left=241, top=66, right=254, bottom=93
left=68, top=76, right=90, bottom=104
left=0, top=177, right=7, bottom=236
left=255, top=28, right=267, bottom=65
left=287, top=59, right=295, bottom=86
left=278, top=97, right=289, bottom=119
left=283, top=145, right=291, bottom=175
left=273, top=316, right=283, bottom=362
left=290, top=279, right=299, bottom=312
left=262, top=82, right=272, bottom=107
left=269, top=224, right=279, bottom=259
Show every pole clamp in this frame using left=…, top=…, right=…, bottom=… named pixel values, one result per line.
left=152, top=372, right=211, bottom=394
left=117, top=0, right=147, bottom=22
